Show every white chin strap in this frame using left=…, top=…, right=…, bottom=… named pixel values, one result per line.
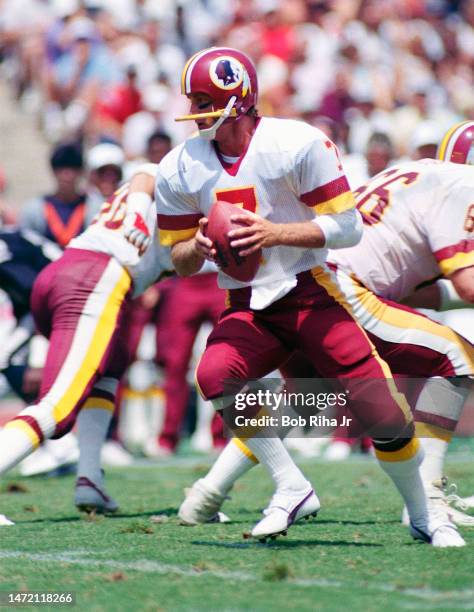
left=199, top=96, right=237, bottom=141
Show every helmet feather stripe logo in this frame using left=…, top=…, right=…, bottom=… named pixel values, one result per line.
left=437, top=121, right=470, bottom=162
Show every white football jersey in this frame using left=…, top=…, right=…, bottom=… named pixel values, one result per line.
left=155, top=117, right=355, bottom=304
left=69, top=183, right=171, bottom=297
left=330, top=160, right=474, bottom=300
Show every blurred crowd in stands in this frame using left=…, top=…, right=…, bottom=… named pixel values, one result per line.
left=0, top=0, right=473, bottom=189
left=0, top=0, right=473, bottom=462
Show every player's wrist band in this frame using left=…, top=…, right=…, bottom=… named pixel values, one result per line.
left=127, top=192, right=153, bottom=217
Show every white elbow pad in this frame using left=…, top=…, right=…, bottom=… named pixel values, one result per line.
left=315, top=209, right=362, bottom=249
left=437, top=279, right=470, bottom=311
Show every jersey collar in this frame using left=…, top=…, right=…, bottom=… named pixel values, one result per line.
left=213, top=117, right=262, bottom=177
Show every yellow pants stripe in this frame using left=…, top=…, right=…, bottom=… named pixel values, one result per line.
left=53, top=267, right=131, bottom=425
left=233, top=438, right=258, bottom=463
left=348, top=276, right=474, bottom=373
left=415, top=422, right=452, bottom=442
left=312, top=266, right=413, bottom=423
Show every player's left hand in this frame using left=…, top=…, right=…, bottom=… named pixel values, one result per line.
left=123, top=212, right=151, bottom=255
left=229, top=211, right=282, bottom=256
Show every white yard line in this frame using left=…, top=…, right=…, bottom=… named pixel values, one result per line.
left=0, top=549, right=473, bottom=606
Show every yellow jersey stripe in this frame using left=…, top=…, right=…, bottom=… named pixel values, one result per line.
left=159, top=227, right=198, bottom=247
left=312, top=191, right=355, bottom=216
left=438, top=251, right=474, bottom=276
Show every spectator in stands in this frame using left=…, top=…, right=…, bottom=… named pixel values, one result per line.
left=408, top=120, right=446, bottom=160
left=0, top=169, right=17, bottom=226
left=145, top=130, right=172, bottom=165
left=20, top=142, right=96, bottom=247
left=122, top=83, right=170, bottom=160
left=85, top=142, right=125, bottom=211
left=44, top=16, right=123, bottom=141
left=93, top=63, right=143, bottom=144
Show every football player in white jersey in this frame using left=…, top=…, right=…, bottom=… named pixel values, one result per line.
left=155, top=47, right=461, bottom=545
left=179, top=121, right=474, bottom=531
left=0, top=164, right=171, bottom=525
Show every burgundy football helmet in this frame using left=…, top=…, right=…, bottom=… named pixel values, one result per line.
left=437, top=120, right=474, bottom=165
left=176, top=47, right=258, bottom=140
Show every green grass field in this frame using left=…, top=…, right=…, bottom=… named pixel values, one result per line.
left=1, top=449, right=473, bottom=612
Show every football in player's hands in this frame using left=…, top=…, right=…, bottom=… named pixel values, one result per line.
left=205, top=200, right=262, bottom=282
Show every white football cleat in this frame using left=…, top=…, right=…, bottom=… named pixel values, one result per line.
left=250, top=487, right=320, bottom=542
left=0, top=514, right=14, bottom=526
left=409, top=500, right=466, bottom=548
left=19, top=434, right=79, bottom=477
left=402, top=478, right=474, bottom=528
left=178, top=479, right=230, bottom=525
left=410, top=520, right=465, bottom=547
left=18, top=445, right=59, bottom=477
left=74, top=476, right=119, bottom=514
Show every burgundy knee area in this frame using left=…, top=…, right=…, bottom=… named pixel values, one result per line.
left=196, top=354, right=227, bottom=400
left=345, top=379, right=413, bottom=438
left=196, top=345, right=246, bottom=400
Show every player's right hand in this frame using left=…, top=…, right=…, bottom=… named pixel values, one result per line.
left=123, top=212, right=151, bottom=255
left=194, top=217, right=216, bottom=261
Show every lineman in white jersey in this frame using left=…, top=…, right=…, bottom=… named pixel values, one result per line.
left=333, top=160, right=474, bottom=309
left=0, top=164, right=171, bottom=525
left=179, top=123, right=474, bottom=529
left=156, top=46, right=461, bottom=545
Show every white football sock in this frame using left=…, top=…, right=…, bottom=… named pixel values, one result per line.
left=148, top=387, right=165, bottom=440
left=202, top=439, right=256, bottom=495
left=77, top=408, right=113, bottom=483
left=243, top=436, right=309, bottom=493
left=376, top=442, right=427, bottom=527
left=0, top=426, right=37, bottom=475
left=419, top=437, right=448, bottom=486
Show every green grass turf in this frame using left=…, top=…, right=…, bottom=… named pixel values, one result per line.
left=0, top=453, right=473, bottom=612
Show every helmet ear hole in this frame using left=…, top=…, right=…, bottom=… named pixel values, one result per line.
left=437, top=121, right=474, bottom=165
